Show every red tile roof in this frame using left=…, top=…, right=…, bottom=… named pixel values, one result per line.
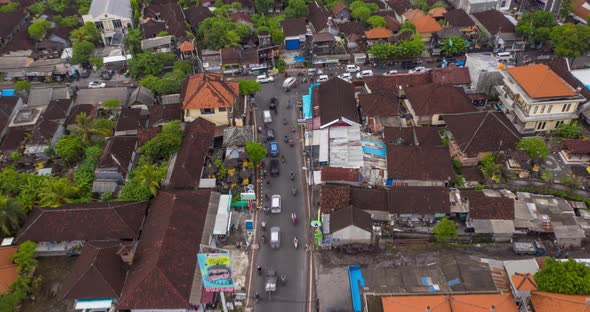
left=563, top=139, right=590, bottom=154
left=507, top=64, right=577, bottom=99
left=364, top=27, right=393, bottom=40
left=365, top=73, right=432, bottom=93
left=180, top=73, right=239, bottom=110
left=412, top=15, right=443, bottom=33
left=463, top=190, right=514, bottom=220
left=531, top=291, right=590, bottom=312
left=331, top=1, right=349, bottom=15
left=382, top=293, right=518, bottom=312
left=0, top=246, right=17, bottom=295
left=358, top=92, right=400, bottom=117
left=320, top=184, right=351, bottom=213
left=431, top=66, right=471, bottom=85
left=321, top=167, right=361, bottom=183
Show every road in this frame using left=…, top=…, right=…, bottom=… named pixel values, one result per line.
left=253, top=80, right=309, bottom=312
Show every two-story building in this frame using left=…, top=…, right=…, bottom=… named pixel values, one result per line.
left=180, top=73, right=240, bottom=125
left=496, top=64, right=586, bottom=134
left=83, top=0, right=134, bottom=46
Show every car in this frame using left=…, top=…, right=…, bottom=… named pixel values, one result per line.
left=337, top=72, right=352, bottom=81
left=346, top=65, right=360, bottom=73
left=282, top=77, right=297, bottom=89
left=256, top=75, right=274, bottom=83
left=383, top=70, right=398, bottom=76
left=271, top=195, right=281, bottom=213
left=88, top=81, right=106, bottom=88
left=100, top=70, right=113, bottom=80
left=269, top=97, right=278, bottom=110
left=263, top=110, right=272, bottom=123
left=356, top=70, right=373, bottom=79
left=270, top=159, right=279, bottom=176
left=409, top=66, right=427, bottom=74
left=270, top=226, right=280, bottom=248
left=317, top=75, right=329, bottom=82
left=307, top=68, right=324, bottom=76
left=266, top=128, right=275, bottom=140
left=269, top=141, right=279, bottom=157
left=79, top=68, right=90, bottom=78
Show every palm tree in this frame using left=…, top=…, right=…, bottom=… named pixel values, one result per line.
left=70, top=112, right=113, bottom=143
left=136, top=163, right=162, bottom=196
left=0, top=194, right=25, bottom=235
left=38, top=178, right=79, bottom=208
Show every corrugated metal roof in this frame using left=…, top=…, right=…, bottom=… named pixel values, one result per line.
left=329, top=125, right=363, bottom=168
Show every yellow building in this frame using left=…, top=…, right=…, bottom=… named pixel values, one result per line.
left=181, top=73, right=240, bottom=125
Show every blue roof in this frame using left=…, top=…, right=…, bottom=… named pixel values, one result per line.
left=1, top=89, right=15, bottom=96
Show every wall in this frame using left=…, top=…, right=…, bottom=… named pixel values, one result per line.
left=332, top=225, right=371, bottom=242
left=184, top=108, right=230, bottom=125
left=395, top=179, right=447, bottom=187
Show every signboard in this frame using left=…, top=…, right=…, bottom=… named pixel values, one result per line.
left=197, top=253, right=236, bottom=292
left=241, top=193, right=256, bottom=201
left=245, top=220, right=254, bottom=231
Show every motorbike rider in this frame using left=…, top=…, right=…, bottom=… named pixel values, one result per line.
left=293, top=236, right=298, bottom=248
left=261, top=221, right=266, bottom=230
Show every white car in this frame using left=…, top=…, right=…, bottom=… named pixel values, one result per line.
left=383, top=70, right=399, bottom=76
left=409, top=66, right=427, bottom=74
left=346, top=65, right=360, bottom=73
left=256, top=75, right=274, bottom=83
left=337, top=72, right=352, bottom=81
left=356, top=70, right=373, bottom=79
left=317, top=75, right=329, bottom=82
left=88, top=81, right=106, bottom=88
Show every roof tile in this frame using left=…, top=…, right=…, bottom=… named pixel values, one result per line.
left=181, top=73, right=239, bottom=110
left=507, top=64, right=577, bottom=99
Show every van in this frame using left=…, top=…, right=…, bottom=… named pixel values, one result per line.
left=270, top=226, right=280, bottom=248
left=496, top=52, right=513, bottom=61
left=271, top=195, right=281, bottom=213
left=346, top=65, right=360, bottom=73
left=263, top=110, right=272, bottom=124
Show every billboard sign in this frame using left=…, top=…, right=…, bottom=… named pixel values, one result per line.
left=197, top=253, right=236, bottom=292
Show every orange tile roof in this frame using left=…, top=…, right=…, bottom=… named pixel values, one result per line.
left=403, top=9, right=426, bottom=21
left=179, top=41, right=195, bottom=53
left=511, top=273, right=537, bottom=291
left=364, top=27, right=394, bottom=40
left=531, top=291, right=590, bottom=312
left=507, top=64, right=577, bottom=99
left=181, top=73, right=239, bottom=110
left=382, top=293, right=518, bottom=312
left=573, top=0, right=590, bottom=20
left=429, top=7, right=448, bottom=18
left=0, top=246, right=18, bottom=295
left=413, top=15, right=443, bottom=33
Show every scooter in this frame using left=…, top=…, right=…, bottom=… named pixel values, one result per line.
left=289, top=139, right=294, bottom=147
left=284, top=135, right=289, bottom=143
left=291, top=186, right=297, bottom=196
left=281, top=155, right=286, bottom=163
left=283, top=118, right=287, bottom=125
left=291, top=126, right=296, bottom=132
left=291, top=212, right=297, bottom=225
left=289, top=171, right=295, bottom=180
left=293, top=237, right=298, bottom=249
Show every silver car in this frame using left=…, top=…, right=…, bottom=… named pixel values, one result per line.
left=270, top=226, right=280, bottom=248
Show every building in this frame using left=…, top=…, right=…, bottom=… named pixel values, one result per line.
left=364, top=27, right=394, bottom=45
left=282, top=18, right=308, bottom=50
left=92, top=136, right=138, bottom=193
left=410, top=15, right=443, bottom=41
left=0, top=246, right=18, bottom=295
left=386, top=145, right=455, bottom=186
left=331, top=1, right=351, bottom=23
left=448, top=0, right=511, bottom=14
left=431, top=66, right=472, bottom=87
left=444, top=9, right=477, bottom=33
left=465, top=52, right=503, bottom=94
left=308, top=1, right=338, bottom=35
left=358, top=92, right=401, bottom=132
left=403, top=83, right=476, bottom=125
left=558, top=139, right=590, bottom=165
left=0, top=96, right=23, bottom=143
left=472, top=10, right=523, bottom=52
left=142, top=2, right=188, bottom=39
left=531, top=291, right=590, bottom=312
left=75, top=87, right=129, bottom=106
left=464, top=190, right=515, bottom=241
left=140, top=35, right=174, bottom=53
left=314, top=78, right=360, bottom=129
left=184, top=5, right=212, bottom=34
left=503, top=259, right=539, bottom=304
left=444, top=111, right=520, bottom=166
left=383, top=126, right=442, bottom=146
left=83, top=0, right=134, bottom=46
left=381, top=293, right=518, bottom=312
left=496, top=64, right=586, bottom=134
left=328, top=205, right=372, bottom=243
left=0, top=11, right=29, bottom=49
left=180, top=73, right=240, bottom=125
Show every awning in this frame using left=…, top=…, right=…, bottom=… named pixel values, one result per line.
left=74, top=298, right=113, bottom=310
left=213, top=195, right=231, bottom=235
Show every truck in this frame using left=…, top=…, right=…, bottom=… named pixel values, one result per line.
left=513, top=240, right=546, bottom=256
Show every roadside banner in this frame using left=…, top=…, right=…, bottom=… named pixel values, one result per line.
left=197, top=253, right=236, bottom=292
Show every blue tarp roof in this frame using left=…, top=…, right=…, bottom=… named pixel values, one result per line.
left=294, top=56, right=305, bottom=63
left=303, top=83, right=319, bottom=119
left=1, top=89, right=15, bottom=96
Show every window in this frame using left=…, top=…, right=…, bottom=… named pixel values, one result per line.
left=533, top=106, right=538, bottom=114
left=218, top=107, right=227, bottom=112
left=562, top=103, right=571, bottom=112
left=536, top=121, right=546, bottom=130
left=555, top=120, right=564, bottom=128
left=547, top=105, right=552, bottom=113
left=185, top=110, right=189, bottom=117
left=200, top=108, right=215, bottom=114
left=113, top=19, right=122, bottom=28
left=95, top=21, right=104, bottom=30
left=540, top=105, right=545, bottom=114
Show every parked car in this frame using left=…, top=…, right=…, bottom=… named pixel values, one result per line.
left=317, top=75, right=329, bottom=82
left=409, top=66, right=427, bottom=74
left=100, top=70, right=113, bottom=80
left=383, top=70, right=398, bottom=76
left=263, top=110, right=272, bottom=123
left=356, top=70, right=373, bottom=79
left=80, top=68, right=90, bottom=78
left=346, top=64, right=360, bottom=73
left=337, top=72, right=352, bottom=81
left=256, top=75, right=274, bottom=83
left=282, top=77, right=297, bottom=90
left=307, top=68, right=323, bottom=76
left=270, top=159, right=279, bottom=176
left=269, top=141, right=279, bottom=157
left=266, top=128, right=275, bottom=140
left=88, top=81, right=106, bottom=88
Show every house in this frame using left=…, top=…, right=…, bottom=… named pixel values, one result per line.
left=65, top=104, right=97, bottom=131
left=117, top=190, right=212, bottom=311
left=314, top=78, right=360, bottom=129
left=386, top=145, right=454, bottom=186
left=140, top=35, right=174, bottom=53
left=431, top=66, right=472, bottom=87
left=444, top=111, right=520, bottom=166
left=230, top=12, right=253, bottom=29
left=75, top=87, right=129, bottom=107
left=48, top=26, right=72, bottom=47
left=357, top=92, right=401, bottom=131
left=403, top=83, right=476, bottom=125
left=409, top=15, right=443, bottom=41
left=338, top=21, right=368, bottom=50
left=23, top=118, right=64, bottom=157
left=443, top=9, right=477, bottom=33
left=308, top=1, right=338, bottom=35
left=129, top=86, right=155, bottom=113
left=15, top=201, right=148, bottom=253
left=531, top=291, right=590, bottom=312
left=142, top=2, right=188, bottom=39
left=448, top=0, right=511, bottom=14
left=220, top=47, right=258, bottom=73
left=82, top=0, right=134, bottom=46
left=0, top=11, right=28, bottom=49
left=180, top=73, right=239, bottom=125
left=0, top=246, right=18, bottom=295
left=383, top=126, right=442, bottom=146
left=331, top=1, right=351, bottom=23
left=503, top=259, right=539, bottom=304
left=92, top=135, right=138, bottom=193
left=402, top=8, right=425, bottom=21
left=464, top=190, right=515, bottom=241
left=387, top=187, right=450, bottom=222
left=472, top=10, right=523, bottom=52
left=149, top=104, right=182, bottom=127
left=543, top=59, right=590, bottom=120
left=381, top=293, right=518, bottom=312
left=364, top=72, right=432, bottom=93
left=0, top=96, right=22, bottom=143
left=166, top=117, right=215, bottom=189
left=61, top=241, right=131, bottom=311
left=282, top=18, right=308, bottom=50
left=496, top=64, right=586, bottom=134
left=382, top=15, right=400, bottom=33
left=312, top=32, right=336, bottom=54
left=320, top=167, right=361, bottom=185
left=184, top=5, right=211, bottom=33
left=428, top=6, right=447, bottom=19
left=465, top=52, right=503, bottom=94
left=35, top=39, right=65, bottom=59
left=328, top=205, right=372, bottom=243
left=572, top=0, right=590, bottom=24
left=385, top=0, right=412, bottom=16
left=179, top=40, right=196, bottom=59
left=1, top=27, right=34, bottom=58
left=115, top=108, right=146, bottom=136
left=559, top=140, right=590, bottom=164
left=364, top=27, right=393, bottom=45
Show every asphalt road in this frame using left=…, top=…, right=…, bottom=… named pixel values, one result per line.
left=253, top=80, right=309, bottom=311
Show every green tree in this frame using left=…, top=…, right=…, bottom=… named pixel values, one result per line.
left=13, top=80, right=32, bottom=93
left=48, top=0, right=66, bottom=12
left=128, top=52, right=164, bottom=78
left=352, top=6, right=371, bottom=22
left=89, top=57, right=103, bottom=69
left=156, top=31, right=170, bottom=37
left=440, top=36, right=467, bottom=56
left=12, top=241, right=38, bottom=274
left=102, top=98, right=121, bottom=112
left=119, top=159, right=168, bottom=201
left=0, top=2, right=19, bottom=13
left=38, top=177, right=79, bottom=208
left=245, top=141, right=267, bottom=164
left=271, top=29, right=285, bottom=45
left=140, top=121, right=184, bottom=162
left=368, top=42, right=393, bottom=59
left=285, top=0, right=308, bottom=17
left=239, top=80, right=262, bottom=95
left=198, top=17, right=244, bottom=49
left=414, top=0, right=429, bottom=11
left=535, top=258, right=590, bottom=295
left=28, top=20, right=52, bottom=41
left=516, top=11, right=557, bottom=44
left=517, top=137, right=549, bottom=159
left=179, top=0, right=198, bottom=7
left=559, top=0, right=573, bottom=19
left=173, top=60, right=193, bottom=75
left=140, top=75, right=161, bottom=94
left=392, top=34, right=425, bottom=57
left=70, top=112, right=113, bottom=143
left=479, top=154, right=501, bottom=180
left=55, top=135, right=85, bottom=164
left=432, top=218, right=457, bottom=242
left=27, top=2, right=46, bottom=16
left=135, top=162, right=165, bottom=196
left=157, top=70, right=185, bottom=95
left=124, top=28, right=143, bottom=55
left=555, top=121, right=584, bottom=139
left=72, top=40, right=96, bottom=64
left=367, top=15, right=386, bottom=27
left=256, top=0, right=272, bottom=14
left=54, top=15, right=80, bottom=28
left=0, top=194, right=25, bottom=235
left=560, top=175, right=580, bottom=189
left=399, top=20, right=416, bottom=34
left=541, top=170, right=553, bottom=182
left=70, top=22, right=100, bottom=44
left=550, top=23, right=590, bottom=60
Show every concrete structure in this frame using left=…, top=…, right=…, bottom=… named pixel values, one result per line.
left=83, top=0, right=134, bottom=46
left=465, top=52, right=503, bottom=94
left=448, top=0, right=511, bottom=14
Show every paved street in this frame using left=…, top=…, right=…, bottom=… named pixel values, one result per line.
left=252, top=80, right=310, bottom=311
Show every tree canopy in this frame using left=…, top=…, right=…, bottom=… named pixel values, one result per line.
left=517, top=137, right=549, bottom=159
left=440, top=36, right=467, bottom=56
left=367, top=34, right=425, bottom=59
left=551, top=23, right=590, bottom=59
left=555, top=121, right=584, bottom=139
left=128, top=52, right=164, bottom=78
left=14, top=81, right=31, bottom=93
left=516, top=11, right=557, bottom=44
left=198, top=16, right=252, bottom=49
left=285, top=0, right=308, bottom=17
left=479, top=154, right=501, bottom=181
left=140, top=121, right=184, bottom=162
left=239, top=80, right=262, bottom=95
left=0, top=2, right=19, bottom=13
left=399, top=20, right=416, bottom=34
left=246, top=141, right=267, bottom=164
left=535, top=258, right=590, bottom=295
left=367, top=15, right=386, bottom=28
left=28, top=20, right=51, bottom=41
left=55, top=135, right=85, bottom=164
left=70, top=22, right=100, bottom=44
left=432, top=218, right=457, bottom=242
left=124, top=28, right=142, bottom=55
left=256, top=0, right=272, bottom=14
left=72, top=40, right=95, bottom=64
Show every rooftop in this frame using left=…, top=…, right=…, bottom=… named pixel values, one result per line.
left=472, top=10, right=515, bottom=34
left=443, top=9, right=475, bottom=28
left=0, top=246, right=17, bottom=295
left=75, top=87, right=129, bottom=106
left=531, top=291, right=590, bottom=312
left=431, top=67, right=471, bottom=85
left=364, top=27, right=393, bottom=40
left=381, top=293, right=518, bottom=312
left=464, top=190, right=515, bottom=220
left=282, top=17, right=308, bottom=37
left=412, top=15, right=443, bottom=33
left=507, top=64, right=578, bottom=99
left=89, top=0, right=132, bottom=20
left=358, top=92, right=399, bottom=117
left=386, top=145, right=455, bottom=181
left=330, top=205, right=372, bottom=233
left=383, top=126, right=442, bottom=146
left=180, top=73, right=239, bottom=110
left=316, top=78, right=360, bottom=127
left=97, top=135, right=137, bottom=175
left=405, top=84, right=475, bottom=116
left=364, top=73, right=432, bottom=93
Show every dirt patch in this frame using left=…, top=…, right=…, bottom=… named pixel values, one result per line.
left=21, top=256, right=77, bottom=312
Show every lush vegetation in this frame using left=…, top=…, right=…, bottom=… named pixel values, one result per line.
left=550, top=23, right=590, bottom=59
left=245, top=141, right=267, bottom=164
left=0, top=241, right=40, bottom=312
left=13, top=81, right=31, bottom=93
left=27, top=20, right=52, bottom=41
left=350, top=0, right=379, bottom=22
left=140, top=121, right=184, bottom=163
left=367, top=15, right=386, bottom=28
left=252, top=14, right=286, bottom=46
left=198, top=16, right=252, bottom=50
left=554, top=121, right=584, bottom=139
left=140, top=60, right=193, bottom=95
left=367, top=35, right=426, bottom=59
left=516, top=11, right=557, bottom=44
left=0, top=2, right=19, bottom=13
left=285, top=0, right=308, bottom=17
left=440, top=36, right=467, bottom=56
left=479, top=154, right=501, bottom=182
left=239, top=80, right=262, bottom=95
left=432, top=218, right=457, bottom=242
left=517, top=137, right=549, bottom=159
left=535, top=258, right=590, bottom=295
left=69, top=22, right=101, bottom=64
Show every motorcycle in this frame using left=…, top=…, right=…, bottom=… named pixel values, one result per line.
left=261, top=221, right=266, bottom=231
left=289, top=171, right=295, bottom=180
left=284, top=135, right=289, bottom=143
left=283, top=118, right=287, bottom=125
left=291, top=126, right=295, bottom=132
left=289, top=139, right=294, bottom=147
left=291, top=186, right=297, bottom=196
left=257, top=126, right=262, bottom=133
left=293, top=237, right=298, bottom=249
left=281, top=155, right=286, bottom=163
left=291, top=212, right=297, bottom=225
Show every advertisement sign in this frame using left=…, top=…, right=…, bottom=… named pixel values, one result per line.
left=197, top=253, right=236, bottom=292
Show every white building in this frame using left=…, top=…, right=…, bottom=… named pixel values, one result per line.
left=83, top=0, right=134, bottom=46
